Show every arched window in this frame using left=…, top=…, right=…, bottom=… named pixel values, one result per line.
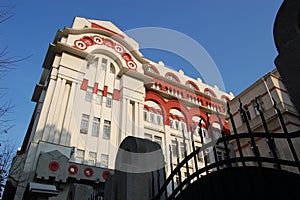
left=165, top=72, right=180, bottom=83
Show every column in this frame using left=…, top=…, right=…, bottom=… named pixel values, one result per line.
left=60, top=82, right=76, bottom=145
left=42, top=77, right=62, bottom=141
left=54, top=82, right=71, bottom=144
left=48, top=79, right=66, bottom=142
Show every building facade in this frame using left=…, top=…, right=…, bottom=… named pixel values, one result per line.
left=228, top=69, right=300, bottom=172
left=5, top=17, right=234, bottom=199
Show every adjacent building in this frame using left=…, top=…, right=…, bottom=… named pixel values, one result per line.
left=4, top=17, right=234, bottom=199
left=228, top=69, right=300, bottom=172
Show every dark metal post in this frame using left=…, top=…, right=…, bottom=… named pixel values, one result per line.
left=182, top=128, right=190, bottom=185
left=227, top=102, right=245, bottom=167
left=255, top=97, right=281, bottom=170
left=206, top=112, right=220, bottom=171
left=217, top=110, right=232, bottom=168
left=198, top=119, right=209, bottom=175
left=169, top=145, right=174, bottom=194
left=190, top=124, right=199, bottom=179
left=175, top=138, right=182, bottom=187
left=239, top=99, right=262, bottom=167
left=273, top=98, right=300, bottom=172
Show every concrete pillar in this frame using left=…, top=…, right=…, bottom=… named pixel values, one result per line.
left=48, top=79, right=66, bottom=142
left=42, top=77, right=62, bottom=141
left=54, top=82, right=71, bottom=144
left=60, top=82, right=76, bottom=145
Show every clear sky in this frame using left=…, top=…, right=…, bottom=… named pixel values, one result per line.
left=1, top=0, right=283, bottom=147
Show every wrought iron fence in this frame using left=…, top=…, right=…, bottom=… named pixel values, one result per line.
left=153, top=98, right=300, bottom=200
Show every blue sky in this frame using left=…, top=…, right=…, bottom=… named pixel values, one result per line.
left=1, top=0, right=283, bottom=147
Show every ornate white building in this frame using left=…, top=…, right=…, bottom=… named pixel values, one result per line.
left=5, top=17, right=234, bottom=199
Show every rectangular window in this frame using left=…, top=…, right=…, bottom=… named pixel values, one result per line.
left=175, top=120, right=179, bottom=130
left=85, top=90, right=93, bottom=102
left=91, top=117, right=100, bottom=137
left=76, top=149, right=84, bottom=163
left=80, top=114, right=89, bottom=134
left=144, top=133, right=152, bottom=140
left=143, top=109, right=148, bottom=121
left=106, top=94, right=112, bottom=108
left=170, top=118, right=173, bottom=128
left=172, top=140, right=177, bottom=157
left=150, top=111, right=155, bottom=123
left=157, top=114, right=161, bottom=124
left=100, top=154, right=109, bottom=168
left=101, top=58, right=108, bottom=69
left=154, top=136, right=162, bottom=147
left=88, top=151, right=97, bottom=165
left=96, top=94, right=102, bottom=105
left=103, top=120, right=111, bottom=139
left=180, top=142, right=186, bottom=157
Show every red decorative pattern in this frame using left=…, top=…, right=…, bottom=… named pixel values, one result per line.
left=73, top=35, right=137, bottom=70
left=68, top=164, right=78, bottom=175
left=49, top=161, right=59, bottom=172
left=186, top=80, right=200, bottom=91
left=145, top=91, right=230, bottom=134
left=84, top=167, right=94, bottom=177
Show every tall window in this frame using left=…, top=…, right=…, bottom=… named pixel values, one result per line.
left=109, top=63, right=115, bottom=74
left=88, top=151, right=97, bottom=165
left=85, top=90, right=92, bottom=102
left=169, top=117, right=173, bottom=128
left=150, top=110, right=155, bottom=123
left=106, top=94, right=112, bottom=108
left=157, top=113, right=162, bottom=125
left=174, top=119, right=179, bottom=130
left=96, top=94, right=102, bottom=105
left=180, top=142, right=186, bottom=157
left=143, top=108, right=148, bottom=121
left=180, top=120, right=186, bottom=132
left=244, top=106, right=251, bottom=120
left=91, top=117, right=100, bottom=137
left=76, top=149, right=85, bottom=163
left=100, top=154, right=109, bottom=168
left=101, top=58, right=108, bottom=69
left=80, top=114, right=89, bottom=134
left=172, top=140, right=177, bottom=157
left=103, top=120, right=111, bottom=139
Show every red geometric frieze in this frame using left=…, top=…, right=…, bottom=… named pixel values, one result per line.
left=73, top=35, right=137, bottom=70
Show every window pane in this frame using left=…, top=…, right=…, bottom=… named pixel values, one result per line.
left=150, top=111, right=154, bottom=123
left=154, top=136, right=162, bottom=146
left=96, top=94, right=102, bottom=105
left=144, top=133, right=152, bottom=140
left=91, top=117, right=100, bottom=137
left=80, top=114, right=89, bottom=134
left=110, top=63, right=115, bottom=74
left=76, top=149, right=84, bottom=163
left=106, top=94, right=112, bottom=108
left=103, top=120, right=111, bottom=139
left=157, top=114, right=161, bottom=124
left=101, top=58, right=107, bottom=69
left=143, top=108, right=148, bottom=121
left=172, top=140, right=177, bottom=157
left=85, top=91, right=92, bottom=102
left=100, top=154, right=109, bottom=168
left=88, top=151, right=97, bottom=165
